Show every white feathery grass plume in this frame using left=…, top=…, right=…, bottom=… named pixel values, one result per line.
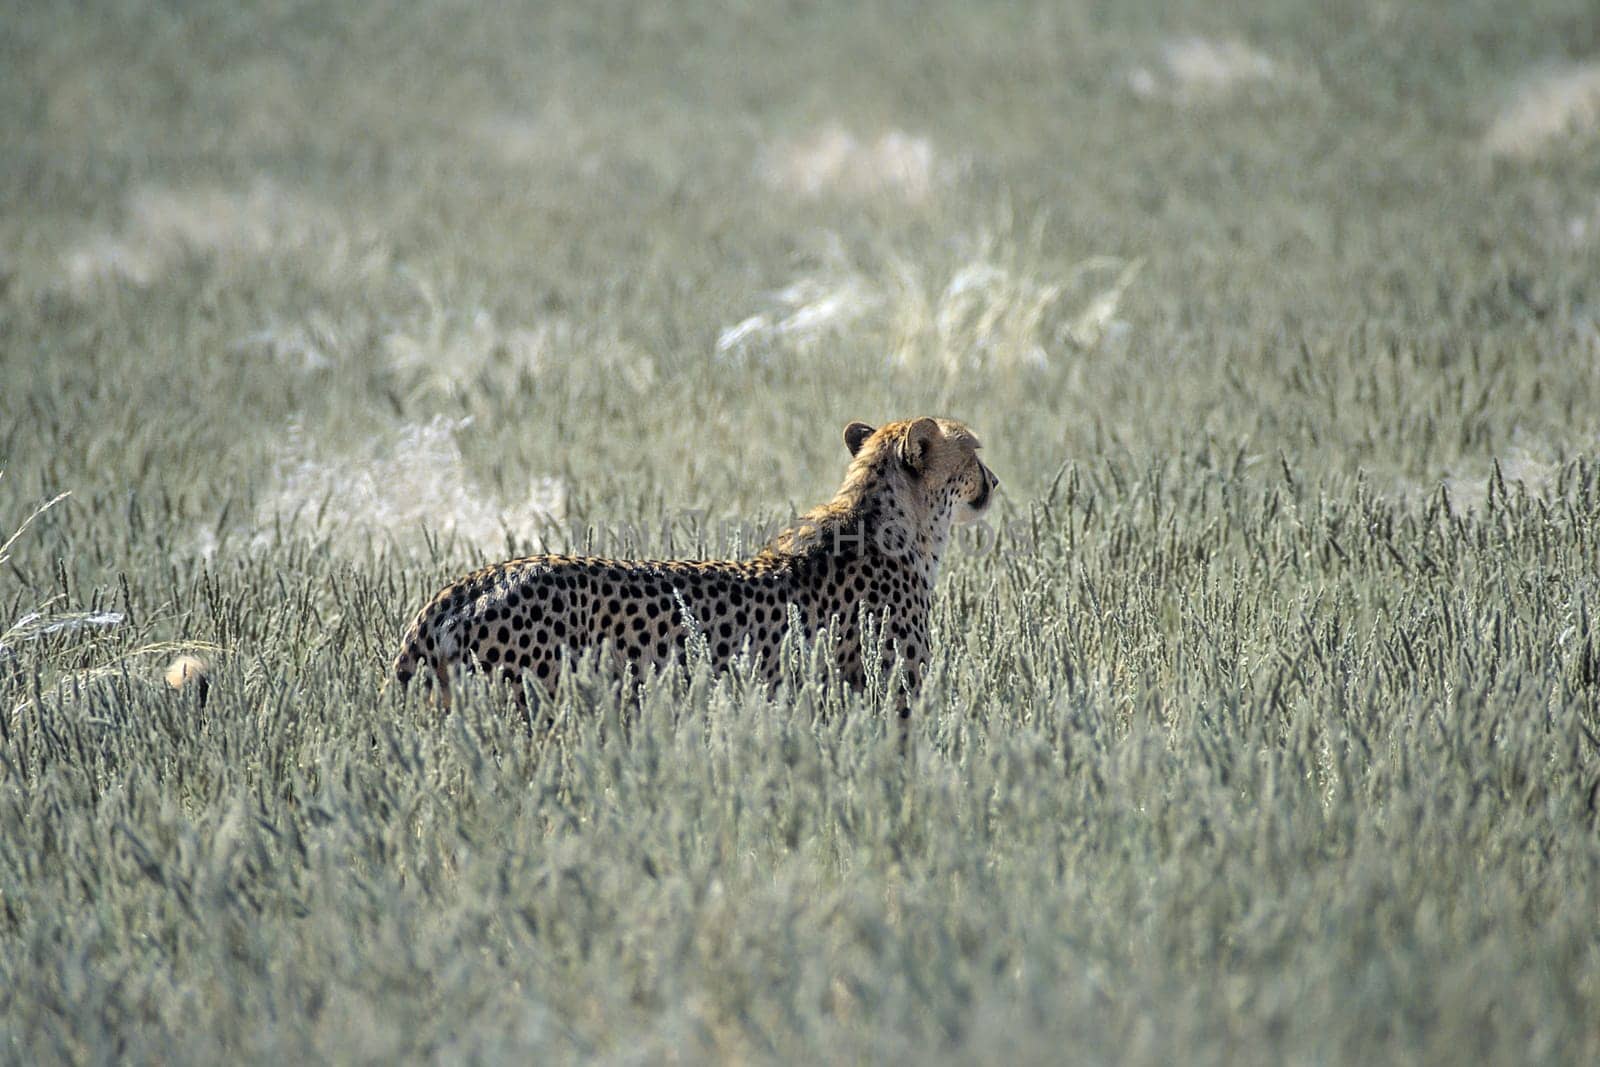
left=758, top=124, right=940, bottom=203
left=1063, top=258, right=1144, bottom=349
left=61, top=180, right=378, bottom=294
left=384, top=272, right=650, bottom=396
left=215, top=416, right=566, bottom=560
left=716, top=239, right=1140, bottom=372
left=0, top=479, right=69, bottom=570
left=1, top=480, right=125, bottom=664
left=1128, top=37, right=1309, bottom=104
left=1483, top=64, right=1600, bottom=159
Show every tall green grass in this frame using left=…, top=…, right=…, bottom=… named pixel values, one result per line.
left=3, top=1, right=1598, bottom=1062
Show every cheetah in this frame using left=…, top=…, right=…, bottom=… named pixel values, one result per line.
left=392, top=416, right=998, bottom=711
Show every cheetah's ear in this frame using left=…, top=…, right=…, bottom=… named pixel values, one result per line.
left=844, top=421, right=875, bottom=456
left=897, top=417, right=941, bottom=474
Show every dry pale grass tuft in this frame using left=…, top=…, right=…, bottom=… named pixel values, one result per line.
left=471, top=113, right=557, bottom=162
left=0, top=485, right=118, bottom=664
left=469, top=108, right=607, bottom=176
left=220, top=57, right=313, bottom=151
left=378, top=273, right=657, bottom=399
left=59, top=233, right=162, bottom=290
left=1483, top=63, right=1600, bottom=159
left=758, top=124, right=940, bottom=203
left=1128, top=36, right=1310, bottom=104
left=209, top=416, right=565, bottom=559
left=0, top=479, right=69, bottom=571
left=1378, top=431, right=1583, bottom=516
left=384, top=280, right=550, bottom=389
left=716, top=238, right=1139, bottom=374
left=1562, top=198, right=1600, bottom=246
left=0, top=480, right=170, bottom=719
left=61, top=181, right=379, bottom=294
left=229, top=309, right=366, bottom=373
left=1441, top=434, right=1571, bottom=515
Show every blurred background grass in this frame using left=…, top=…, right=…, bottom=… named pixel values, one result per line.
left=2, top=1, right=1599, bottom=1062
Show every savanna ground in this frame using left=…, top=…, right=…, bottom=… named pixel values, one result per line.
left=3, top=1, right=1600, bottom=1062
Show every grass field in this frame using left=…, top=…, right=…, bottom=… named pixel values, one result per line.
left=4, top=1, right=1600, bottom=1061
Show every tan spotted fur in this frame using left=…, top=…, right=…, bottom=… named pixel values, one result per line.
left=392, top=417, right=997, bottom=711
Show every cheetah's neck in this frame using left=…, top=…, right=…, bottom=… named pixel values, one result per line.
left=756, top=493, right=954, bottom=592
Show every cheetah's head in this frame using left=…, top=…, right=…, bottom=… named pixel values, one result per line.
left=843, top=416, right=998, bottom=526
